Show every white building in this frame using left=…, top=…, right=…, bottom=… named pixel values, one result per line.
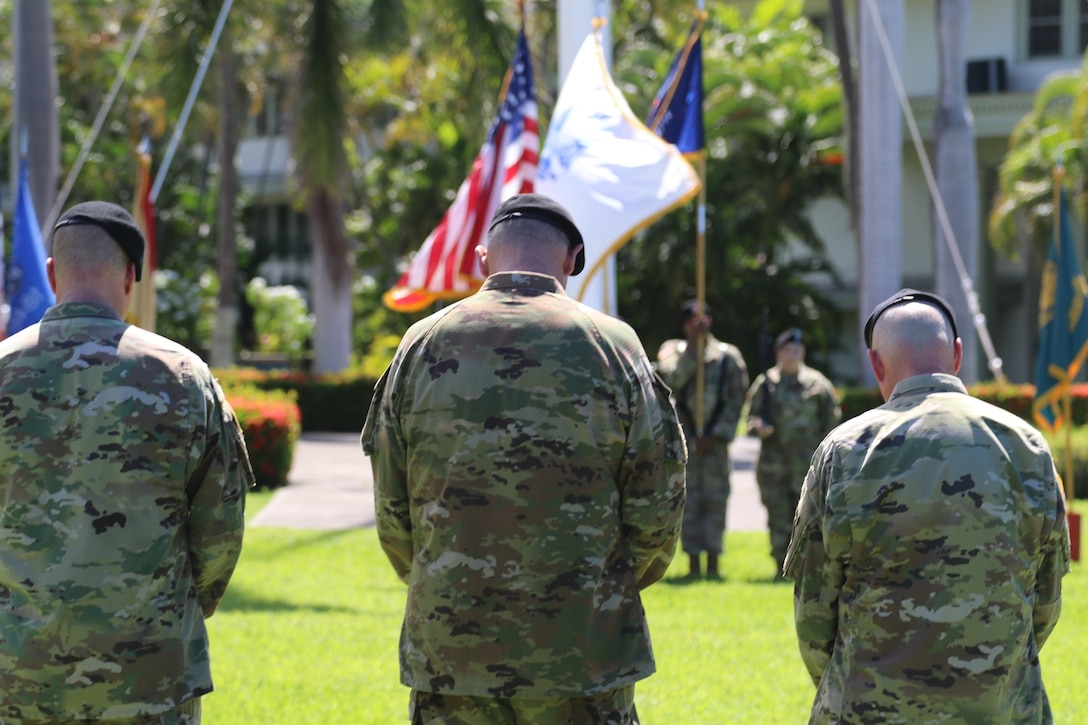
left=235, top=1, right=1082, bottom=384
left=725, top=0, right=1085, bottom=384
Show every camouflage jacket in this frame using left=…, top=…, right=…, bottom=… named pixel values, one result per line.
left=785, top=374, right=1071, bottom=724
left=362, top=272, right=686, bottom=698
left=745, top=364, right=840, bottom=476
left=0, top=302, right=252, bottom=719
left=655, top=334, right=748, bottom=443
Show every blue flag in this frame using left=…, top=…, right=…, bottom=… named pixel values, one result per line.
left=646, top=15, right=705, bottom=157
left=1032, top=187, right=1088, bottom=433
left=6, top=158, right=55, bottom=336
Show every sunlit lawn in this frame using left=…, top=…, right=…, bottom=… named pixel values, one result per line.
left=202, top=495, right=1086, bottom=723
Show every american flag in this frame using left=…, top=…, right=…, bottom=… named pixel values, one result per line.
left=383, top=27, right=538, bottom=313
left=127, top=138, right=158, bottom=331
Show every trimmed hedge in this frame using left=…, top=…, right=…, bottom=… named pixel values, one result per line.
left=225, top=387, right=302, bottom=490
left=217, top=365, right=1088, bottom=499
left=216, top=367, right=374, bottom=433
left=839, top=382, right=1086, bottom=425
left=1042, top=426, right=1088, bottom=500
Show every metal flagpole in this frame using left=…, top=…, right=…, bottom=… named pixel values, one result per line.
left=694, top=0, right=707, bottom=435
left=43, top=0, right=163, bottom=234
left=150, top=0, right=234, bottom=203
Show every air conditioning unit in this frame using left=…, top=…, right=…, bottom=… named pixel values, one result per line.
left=966, top=58, right=1008, bottom=94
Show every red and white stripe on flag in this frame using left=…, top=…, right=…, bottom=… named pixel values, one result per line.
left=383, top=28, right=537, bottom=313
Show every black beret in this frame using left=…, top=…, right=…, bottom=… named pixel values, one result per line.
left=775, top=328, right=803, bottom=350
left=864, top=288, right=958, bottom=349
left=680, top=299, right=711, bottom=322
left=488, top=193, right=585, bottom=275
left=54, top=201, right=146, bottom=281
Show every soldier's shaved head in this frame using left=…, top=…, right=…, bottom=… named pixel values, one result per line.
left=477, top=218, right=580, bottom=282
left=868, top=301, right=962, bottom=401
left=47, top=223, right=135, bottom=314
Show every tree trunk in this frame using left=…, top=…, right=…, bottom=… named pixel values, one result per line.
left=829, top=0, right=860, bottom=243
left=857, top=0, right=904, bottom=386
left=12, top=0, right=59, bottom=248
left=308, top=187, right=354, bottom=374
left=210, top=31, right=240, bottom=368
left=933, top=0, right=980, bottom=381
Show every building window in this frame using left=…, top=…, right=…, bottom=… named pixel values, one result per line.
left=1026, top=0, right=1088, bottom=58
left=243, top=203, right=312, bottom=287
left=1081, top=0, right=1088, bottom=51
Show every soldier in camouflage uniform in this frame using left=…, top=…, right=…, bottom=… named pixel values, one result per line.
left=656, top=302, right=748, bottom=578
left=746, top=328, right=839, bottom=575
left=785, top=289, right=1070, bottom=724
left=362, top=194, right=686, bottom=725
left=0, top=202, right=252, bottom=724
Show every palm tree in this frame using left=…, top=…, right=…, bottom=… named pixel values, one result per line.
left=287, top=0, right=514, bottom=373
left=989, top=50, right=1088, bottom=358
left=291, top=0, right=354, bottom=374
left=156, top=0, right=253, bottom=366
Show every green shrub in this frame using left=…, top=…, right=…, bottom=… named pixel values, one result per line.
left=839, top=382, right=1072, bottom=425
left=837, top=386, right=884, bottom=422
left=226, top=387, right=302, bottom=490
left=1042, top=426, right=1088, bottom=500
left=155, top=269, right=218, bottom=358
left=245, top=278, right=315, bottom=365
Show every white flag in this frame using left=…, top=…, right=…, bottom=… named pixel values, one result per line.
left=537, top=26, right=700, bottom=312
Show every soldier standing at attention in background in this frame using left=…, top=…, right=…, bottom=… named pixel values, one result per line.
left=785, top=289, right=1070, bottom=723
left=746, top=328, right=839, bottom=577
left=0, top=201, right=252, bottom=723
left=363, top=193, right=686, bottom=724
left=657, top=301, right=748, bottom=579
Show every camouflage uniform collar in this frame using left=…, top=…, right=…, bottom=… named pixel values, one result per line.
left=42, top=301, right=124, bottom=322
left=481, top=271, right=567, bottom=295
left=888, top=372, right=966, bottom=401
left=768, top=362, right=804, bottom=383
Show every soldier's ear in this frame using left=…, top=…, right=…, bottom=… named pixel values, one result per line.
left=867, top=348, right=886, bottom=384
left=476, top=245, right=490, bottom=277
left=951, top=338, right=963, bottom=374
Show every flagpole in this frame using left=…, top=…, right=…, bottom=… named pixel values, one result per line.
left=43, top=0, right=163, bottom=235
left=694, top=1, right=708, bottom=435
left=695, top=155, right=707, bottom=435
left=151, top=0, right=234, bottom=203
left=1054, top=165, right=1075, bottom=511
left=1065, top=390, right=1075, bottom=506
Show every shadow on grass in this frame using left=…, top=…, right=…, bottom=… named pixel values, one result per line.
left=660, top=574, right=727, bottom=587
left=239, top=527, right=364, bottom=562
left=215, top=587, right=364, bottom=614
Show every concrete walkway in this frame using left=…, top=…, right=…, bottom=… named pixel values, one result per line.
left=251, top=432, right=770, bottom=533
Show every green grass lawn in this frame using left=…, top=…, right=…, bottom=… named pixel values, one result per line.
left=203, top=495, right=1087, bottom=723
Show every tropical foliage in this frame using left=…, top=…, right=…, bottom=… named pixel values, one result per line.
left=2, top=0, right=845, bottom=379
left=613, top=0, right=845, bottom=369
left=989, top=49, right=1088, bottom=263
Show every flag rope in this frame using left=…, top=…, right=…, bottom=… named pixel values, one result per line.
left=151, top=0, right=235, bottom=203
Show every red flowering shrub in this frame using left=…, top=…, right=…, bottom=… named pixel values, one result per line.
left=226, top=387, right=302, bottom=490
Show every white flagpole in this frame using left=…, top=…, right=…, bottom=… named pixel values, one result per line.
left=43, top=0, right=163, bottom=234
left=150, top=0, right=234, bottom=203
